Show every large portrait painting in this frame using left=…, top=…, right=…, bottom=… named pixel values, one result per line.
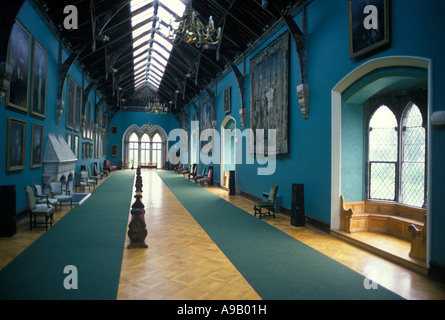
left=7, top=21, right=30, bottom=113
left=30, top=39, right=48, bottom=119
left=31, top=124, right=44, bottom=168
left=249, top=32, right=289, bottom=155
left=349, top=0, right=390, bottom=59
left=7, top=118, right=26, bottom=172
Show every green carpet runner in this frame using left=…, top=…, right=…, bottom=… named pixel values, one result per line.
left=0, top=170, right=135, bottom=300
left=157, top=170, right=403, bottom=300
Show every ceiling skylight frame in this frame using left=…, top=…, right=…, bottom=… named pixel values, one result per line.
left=130, top=0, right=186, bottom=91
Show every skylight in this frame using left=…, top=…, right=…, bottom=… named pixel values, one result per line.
left=130, top=0, right=186, bottom=91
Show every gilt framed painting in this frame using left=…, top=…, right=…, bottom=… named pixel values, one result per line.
left=6, top=118, right=26, bottom=172
left=30, top=40, right=48, bottom=119
left=7, top=21, right=30, bottom=114
left=349, top=0, right=390, bottom=59
left=31, top=124, right=44, bottom=168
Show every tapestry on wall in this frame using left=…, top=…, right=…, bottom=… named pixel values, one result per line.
left=249, top=32, right=289, bottom=155
left=201, top=92, right=216, bottom=153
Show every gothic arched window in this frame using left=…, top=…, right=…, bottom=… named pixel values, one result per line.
left=128, top=133, right=139, bottom=167
left=368, top=105, right=398, bottom=201
left=367, top=103, right=426, bottom=207
left=401, top=103, right=426, bottom=207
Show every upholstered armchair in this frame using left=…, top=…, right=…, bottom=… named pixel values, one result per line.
left=81, top=171, right=96, bottom=189
left=198, top=168, right=213, bottom=186
left=25, top=186, right=55, bottom=230
left=33, top=182, right=58, bottom=211
left=49, top=181, right=73, bottom=209
left=87, top=167, right=98, bottom=185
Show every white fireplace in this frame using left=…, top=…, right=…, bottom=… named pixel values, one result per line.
left=42, top=134, right=77, bottom=193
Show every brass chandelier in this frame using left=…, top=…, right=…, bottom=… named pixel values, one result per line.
left=168, top=0, right=221, bottom=49
left=146, top=96, right=168, bottom=114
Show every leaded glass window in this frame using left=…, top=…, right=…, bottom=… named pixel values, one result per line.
left=367, top=103, right=426, bottom=207
left=140, top=134, right=151, bottom=165
left=129, top=133, right=139, bottom=166
left=368, top=105, right=398, bottom=201
left=401, top=104, right=426, bottom=207
left=152, top=133, right=162, bottom=168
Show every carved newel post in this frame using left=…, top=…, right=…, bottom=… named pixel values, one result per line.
left=127, top=167, right=148, bottom=249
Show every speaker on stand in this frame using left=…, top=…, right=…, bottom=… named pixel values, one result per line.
left=228, top=170, right=236, bottom=195
left=0, top=185, right=17, bottom=237
left=291, top=184, right=305, bottom=227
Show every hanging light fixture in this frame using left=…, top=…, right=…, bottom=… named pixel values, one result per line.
left=146, top=96, right=168, bottom=114
left=168, top=0, right=221, bottom=49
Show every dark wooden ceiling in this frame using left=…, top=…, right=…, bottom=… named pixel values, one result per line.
left=30, top=0, right=304, bottom=114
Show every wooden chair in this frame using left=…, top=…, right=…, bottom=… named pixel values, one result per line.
left=198, top=168, right=213, bottom=186
left=176, top=163, right=185, bottom=173
left=194, top=167, right=207, bottom=183
left=182, top=164, right=194, bottom=177
left=188, top=164, right=198, bottom=180
left=254, top=185, right=279, bottom=219
left=25, top=186, right=55, bottom=231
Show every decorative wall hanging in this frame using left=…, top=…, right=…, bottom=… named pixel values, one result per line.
left=31, top=123, right=44, bottom=168
left=6, top=118, right=26, bottom=172
left=30, top=39, right=48, bottom=120
left=201, top=92, right=217, bottom=152
left=249, top=32, right=289, bottom=155
left=7, top=21, right=30, bottom=113
left=223, top=86, right=231, bottom=114
left=348, top=0, right=390, bottom=59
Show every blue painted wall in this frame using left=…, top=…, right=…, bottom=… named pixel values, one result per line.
left=1, top=1, right=106, bottom=214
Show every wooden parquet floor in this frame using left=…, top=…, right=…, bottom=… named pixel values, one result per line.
left=1, top=169, right=445, bottom=300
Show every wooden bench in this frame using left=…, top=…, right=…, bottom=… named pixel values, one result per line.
left=141, top=163, right=157, bottom=169
left=340, top=196, right=427, bottom=261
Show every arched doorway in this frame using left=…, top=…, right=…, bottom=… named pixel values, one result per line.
left=221, top=116, right=236, bottom=188
left=331, top=56, right=431, bottom=263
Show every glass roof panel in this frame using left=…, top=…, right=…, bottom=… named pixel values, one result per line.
left=130, top=0, right=186, bottom=91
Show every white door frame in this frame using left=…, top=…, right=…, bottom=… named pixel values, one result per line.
left=221, top=116, right=236, bottom=187
left=330, top=56, right=432, bottom=265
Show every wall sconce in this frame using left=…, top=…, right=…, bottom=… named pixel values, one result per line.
left=239, top=108, right=246, bottom=130
left=297, top=83, right=310, bottom=119
left=56, top=99, right=64, bottom=124
left=431, top=111, right=445, bottom=125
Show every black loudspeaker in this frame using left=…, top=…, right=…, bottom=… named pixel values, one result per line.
left=229, top=170, right=236, bottom=195
left=0, top=185, right=17, bottom=237
left=291, top=184, right=305, bottom=227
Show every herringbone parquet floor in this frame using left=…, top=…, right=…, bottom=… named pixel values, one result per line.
left=1, top=169, right=445, bottom=300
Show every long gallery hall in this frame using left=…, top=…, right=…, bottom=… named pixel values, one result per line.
left=1, top=0, right=445, bottom=303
